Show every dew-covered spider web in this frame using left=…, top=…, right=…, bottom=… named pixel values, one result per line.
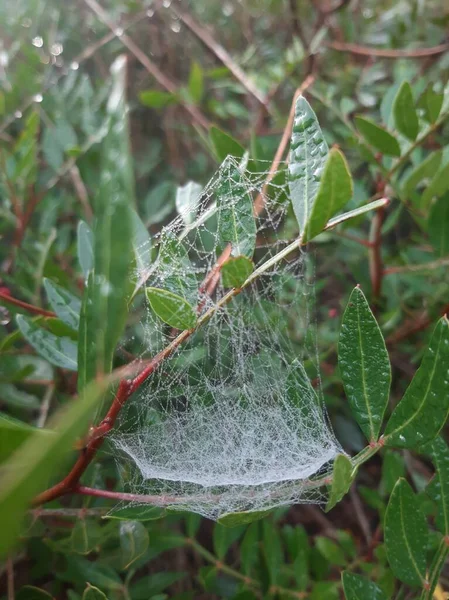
left=110, top=156, right=343, bottom=520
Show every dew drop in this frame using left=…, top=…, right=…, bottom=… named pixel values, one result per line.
left=146, top=8, right=154, bottom=17
left=50, top=42, right=63, bottom=56
left=114, top=27, right=124, bottom=37
left=32, top=36, right=44, bottom=48
left=21, top=18, right=32, bottom=28
left=0, top=51, right=8, bottom=67
left=70, top=61, right=79, bottom=70
left=171, top=21, right=181, bottom=33
left=363, top=8, right=373, bottom=17
left=0, top=306, right=10, bottom=326
left=222, top=2, right=234, bottom=16
left=14, top=110, right=22, bottom=119
left=33, top=93, right=43, bottom=103
left=163, top=0, right=172, bottom=6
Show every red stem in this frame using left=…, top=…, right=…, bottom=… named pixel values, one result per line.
left=0, top=291, right=55, bottom=318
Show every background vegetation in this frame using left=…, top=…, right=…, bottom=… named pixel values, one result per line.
left=1, top=0, right=449, bottom=598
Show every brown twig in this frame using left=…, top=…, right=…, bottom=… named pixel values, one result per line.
left=6, top=558, right=14, bottom=600
left=383, top=257, right=449, bottom=275
left=69, top=165, right=93, bottom=222
left=0, top=291, right=55, bottom=318
left=83, top=0, right=211, bottom=131
left=387, top=303, right=449, bottom=346
left=328, top=40, right=449, bottom=58
left=369, top=206, right=384, bottom=302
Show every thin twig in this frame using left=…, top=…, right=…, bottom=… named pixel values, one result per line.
left=0, top=291, right=55, bottom=318
left=387, top=303, right=449, bottom=345
left=383, top=257, right=449, bottom=275
left=69, top=165, right=93, bottom=222
left=328, top=40, right=449, bottom=58
left=36, top=383, right=55, bottom=428
left=6, top=558, right=14, bottom=600
left=369, top=207, right=384, bottom=302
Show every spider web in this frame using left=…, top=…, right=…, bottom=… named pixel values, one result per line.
left=110, top=156, right=343, bottom=520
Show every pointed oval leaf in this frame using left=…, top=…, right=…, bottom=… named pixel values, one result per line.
left=419, top=85, right=444, bottom=124
left=325, top=454, right=355, bottom=512
left=119, top=520, right=149, bottom=569
left=216, top=159, right=256, bottom=258
left=210, top=127, right=245, bottom=162
left=304, top=148, right=353, bottom=241
left=384, top=317, right=449, bottom=448
left=339, top=287, right=391, bottom=442
left=403, top=150, right=442, bottom=198
left=422, top=163, right=449, bottom=206
left=78, top=272, right=96, bottom=393
left=146, top=287, right=197, bottom=330
left=221, top=256, right=254, bottom=288
left=158, top=231, right=198, bottom=304
left=325, top=198, right=389, bottom=231
left=217, top=509, right=271, bottom=527
left=175, top=181, right=202, bottom=226
left=342, top=572, right=388, bottom=600
left=393, top=82, right=419, bottom=141
left=44, top=279, right=81, bottom=330
left=16, top=315, right=77, bottom=371
left=82, top=585, right=108, bottom=600
left=139, top=90, right=177, bottom=109
left=129, top=208, right=151, bottom=274
left=77, top=220, right=94, bottom=278
left=426, top=437, right=449, bottom=535
left=355, top=116, right=401, bottom=157
left=104, top=505, right=166, bottom=522
left=428, top=193, right=449, bottom=257
left=288, top=96, right=329, bottom=234
left=384, top=478, right=428, bottom=587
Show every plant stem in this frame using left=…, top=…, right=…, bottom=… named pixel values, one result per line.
left=0, top=290, right=56, bottom=318
left=420, top=537, right=449, bottom=600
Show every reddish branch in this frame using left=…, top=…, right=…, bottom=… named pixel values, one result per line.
left=368, top=206, right=384, bottom=302
left=329, top=40, right=449, bottom=58
left=0, top=290, right=55, bottom=318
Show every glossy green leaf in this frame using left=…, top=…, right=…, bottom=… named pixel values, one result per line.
left=16, top=586, right=54, bottom=600
left=129, top=208, right=151, bottom=275
left=355, top=116, right=401, bottom=156
left=325, top=454, right=355, bottom=512
left=339, top=287, right=391, bottom=442
left=175, top=181, right=202, bottom=226
left=428, top=193, right=449, bottom=256
left=213, top=523, right=245, bottom=560
left=422, top=162, right=449, bottom=205
left=91, top=55, right=133, bottom=378
left=188, top=61, right=204, bottom=104
left=210, top=126, right=245, bottom=162
left=217, top=509, right=271, bottom=527
left=71, top=519, right=92, bottom=554
left=0, top=377, right=108, bottom=558
left=216, top=158, right=256, bottom=257
left=426, top=437, right=449, bottom=535
left=82, top=585, right=108, bottom=600
left=325, top=199, right=388, bottom=230
left=44, top=278, right=81, bottom=330
left=139, top=90, right=177, bottom=109
left=146, top=287, right=197, bottom=330
left=69, top=557, right=122, bottom=590
left=419, top=85, right=444, bottom=124
left=304, top=148, right=353, bottom=241
left=315, top=537, right=346, bottom=567
left=77, top=220, right=94, bottom=278
left=380, top=450, right=405, bottom=496
left=423, top=539, right=449, bottom=600
left=403, top=150, right=442, bottom=198
left=104, top=505, right=166, bottom=521
left=158, top=231, right=198, bottom=304
left=16, top=314, right=77, bottom=371
left=393, top=82, right=419, bottom=141
left=384, top=478, right=428, bottom=586
left=288, top=96, right=329, bottom=235
left=384, top=317, right=449, bottom=448
left=221, top=256, right=254, bottom=288
left=342, top=572, right=388, bottom=600
left=0, top=413, right=52, bottom=463
left=119, top=520, right=150, bottom=569
left=77, top=272, right=95, bottom=393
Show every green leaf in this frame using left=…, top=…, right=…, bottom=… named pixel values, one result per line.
left=146, top=287, right=197, bottom=330
left=71, top=519, right=92, bottom=554
left=0, top=383, right=40, bottom=410
left=82, top=585, right=108, bottom=600
left=77, top=220, right=94, bottom=278
left=325, top=199, right=388, bottom=230
left=288, top=96, right=329, bottom=234
left=44, top=279, right=81, bottom=330
left=342, top=572, right=388, bottom=600
left=188, top=61, right=204, bottom=104
left=339, top=287, right=391, bottom=442
left=403, top=150, right=442, bottom=198
left=380, top=450, right=405, bottom=496
left=129, top=572, right=187, bottom=599
left=119, top=520, right=149, bottom=569
left=393, top=82, right=419, bottom=141
left=16, top=586, right=54, bottom=600
left=129, top=208, right=151, bottom=276
left=209, top=127, right=245, bottom=162
left=217, top=509, right=271, bottom=527
left=221, top=256, right=254, bottom=288
left=213, top=523, right=245, bottom=560
left=428, top=193, right=449, bottom=256
left=315, top=537, right=347, bottom=567
left=77, top=272, right=95, bottom=393
left=158, top=231, right=198, bottom=304
left=216, top=158, right=256, bottom=257
left=325, top=454, right=355, bottom=512
left=355, top=116, right=401, bottom=156
left=0, top=413, right=52, bottom=463
left=384, top=317, right=449, bottom=448
left=0, top=377, right=108, bottom=558
left=419, top=85, right=444, bottom=124
left=92, top=55, right=133, bottom=378
left=384, top=478, right=428, bottom=586
left=304, top=148, right=353, bottom=241
left=139, top=90, right=177, bottom=109
left=104, top=505, right=166, bottom=521
left=426, top=437, right=449, bottom=535
left=422, top=162, right=449, bottom=206
left=16, top=314, right=77, bottom=371
left=175, top=181, right=202, bottom=226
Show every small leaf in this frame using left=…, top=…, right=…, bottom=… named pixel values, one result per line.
left=342, top=572, right=388, bottom=600
left=158, top=231, right=198, bottom=304
left=339, top=287, right=391, bottom=442
left=428, top=193, right=449, bottom=256
left=419, top=85, right=444, bottom=124
left=288, top=96, right=329, bottom=234
left=213, top=523, right=245, bottom=560
left=221, top=256, right=254, bottom=288
left=82, top=585, right=108, bottom=600
left=210, top=127, right=245, bottom=162
left=146, top=287, right=197, bottom=330
left=104, top=505, right=166, bottom=521
left=71, top=519, right=91, bottom=554
left=44, top=279, right=81, bottom=330
left=16, top=315, right=77, bottom=371
left=129, top=208, right=151, bottom=275
left=384, top=478, right=428, bottom=586
left=119, top=520, right=149, bottom=569
left=315, top=537, right=346, bottom=567
left=78, top=272, right=95, bottom=393
left=77, top=220, right=94, bottom=278
left=393, top=82, right=419, bottom=141
left=216, top=158, right=256, bottom=258
left=188, top=61, right=204, bottom=104
left=422, top=162, right=449, bottom=206
left=139, top=90, right=177, bottom=109
left=326, top=454, right=355, bottom=512
left=175, top=181, right=202, bottom=226
left=403, top=150, right=442, bottom=198
left=217, top=509, right=271, bottom=527
left=304, top=148, right=353, bottom=241
left=355, top=116, right=401, bottom=156
left=426, top=437, right=449, bottom=535
left=325, top=199, right=388, bottom=230
left=384, top=317, right=449, bottom=448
